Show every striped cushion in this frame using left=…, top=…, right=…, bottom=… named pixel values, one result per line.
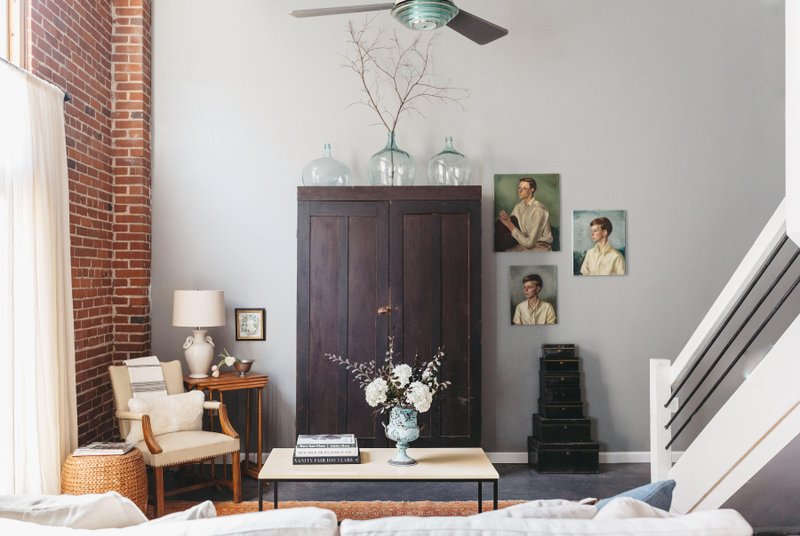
left=124, top=355, right=168, bottom=399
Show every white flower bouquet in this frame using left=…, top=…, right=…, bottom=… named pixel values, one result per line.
left=325, top=336, right=451, bottom=413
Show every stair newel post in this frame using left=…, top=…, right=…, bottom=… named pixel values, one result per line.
left=650, top=358, right=674, bottom=482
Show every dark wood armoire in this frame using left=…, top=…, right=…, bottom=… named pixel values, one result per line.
left=296, top=186, right=481, bottom=447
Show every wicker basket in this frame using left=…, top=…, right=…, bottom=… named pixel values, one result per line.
left=61, top=449, right=148, bottom=513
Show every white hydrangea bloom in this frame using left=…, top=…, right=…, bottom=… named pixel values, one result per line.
left=405, top=381, right=433, bottom=413
left=392, top=364, right=413, bottom=387
left=365, top=378, right=389, bottom=407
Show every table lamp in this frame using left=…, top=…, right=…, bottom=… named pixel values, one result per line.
left=172, top=290, right=225, bottom=378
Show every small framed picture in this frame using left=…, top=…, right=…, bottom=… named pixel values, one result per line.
left=235, top=308, right=266, bottom=341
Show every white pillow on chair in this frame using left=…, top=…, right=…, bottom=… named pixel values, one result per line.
left=126, top=390, right=205, bottom=443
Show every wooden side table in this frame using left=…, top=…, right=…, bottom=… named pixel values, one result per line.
left=185, top=371, right=269, bottom=479
left=61, top=449, right=148, bottom=513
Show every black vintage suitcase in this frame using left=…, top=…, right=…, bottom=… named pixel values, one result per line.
left=539, top=372, right=580, bottom=388
left=541, top=344, right=576, bottom=358
left=532, top=414, right=592, bottom=442
left=537, top=400, right=584, bottom=419
left=527, top=436, right=599, bottom=473
left=539, top=386, right=582, bottom=403
left=539, top=357, right=580, bottom=373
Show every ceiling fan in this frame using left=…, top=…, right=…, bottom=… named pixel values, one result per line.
left=290, top=0, right=508, bottom=45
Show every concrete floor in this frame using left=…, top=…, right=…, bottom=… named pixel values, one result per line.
left=172, top=462, right=650, bottom=503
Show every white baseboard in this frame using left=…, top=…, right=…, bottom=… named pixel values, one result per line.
left=486, top=451, right=683, bottom=464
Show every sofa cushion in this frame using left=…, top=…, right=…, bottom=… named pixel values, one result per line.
left=471, top=499, right=595, bottom=519
left=339, top=509, right=752, bottom=536
left=0, top=506, right=338, bottom=535
left=596, top=479, right=676, bottom=510
left=133, top=506, right=338, bottom=535
left=594, top=497, right=675, bottom=520
left=141, top=500, right=216, bottom=524
left=126, top=391, right=205, bottom=443
left=0, top=492, right=147, bottom=529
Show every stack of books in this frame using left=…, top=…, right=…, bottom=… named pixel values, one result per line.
left=73, top=441, right=136, bottom=456
left=292, top=434, right=360, bottom=464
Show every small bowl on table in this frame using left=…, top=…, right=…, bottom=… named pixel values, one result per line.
left=234, top=359, right=254, bottom=377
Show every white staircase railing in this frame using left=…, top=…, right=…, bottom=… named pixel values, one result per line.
left=649, top=200, right=800, bottom=512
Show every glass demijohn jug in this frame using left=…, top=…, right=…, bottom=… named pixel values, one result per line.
left=368, top=131, right=416, bottom=186
left=302, top=143, right=351, bottom=186
left=427, top=136, right=471, bottom=185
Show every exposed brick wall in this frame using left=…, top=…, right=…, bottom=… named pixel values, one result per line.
left=111, top=1, right=152, bottom=362
left=28, top=0, right=152, bottom=444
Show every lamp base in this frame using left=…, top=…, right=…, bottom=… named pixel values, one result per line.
left=183, top=329, right=215, bottom=378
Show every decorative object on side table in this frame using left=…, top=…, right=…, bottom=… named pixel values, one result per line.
left=302, top=143, right=351, bottom=186
left=235, top=307, right=266, bottom=341
left=172, top=290, right=226, bottom=378
left=428, top=136, right=471, bottom=185
left=342, top=20, right=467, bottom=186
left=212, top=348, right=255, bottom=377
left=325, top=336, right=450, bottom=466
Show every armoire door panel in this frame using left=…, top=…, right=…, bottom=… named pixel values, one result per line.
left=307, top=216, right=344, bottom=434
left=440, top=213, right=471, bottom=437
left=346, top=216, right=384, bottom=440
left=397, top=213, right=437, bottom=440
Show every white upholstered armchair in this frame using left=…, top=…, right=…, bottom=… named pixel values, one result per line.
left=108, top=360, right=242, bottom=517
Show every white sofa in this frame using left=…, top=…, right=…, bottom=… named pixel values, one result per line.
left=0, top=493, right=752, bottom=536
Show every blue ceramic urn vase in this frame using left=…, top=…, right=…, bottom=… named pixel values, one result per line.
left=383, top=406, right=420, bottom=466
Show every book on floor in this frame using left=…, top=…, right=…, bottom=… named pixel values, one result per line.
left=73, top=441, right=136, bottom=456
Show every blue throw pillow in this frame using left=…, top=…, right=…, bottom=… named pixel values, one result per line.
left=595, top=479, right=676, bottom=510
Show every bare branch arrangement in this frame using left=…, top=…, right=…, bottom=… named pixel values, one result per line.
left=342, top=18, right=468, bottom=134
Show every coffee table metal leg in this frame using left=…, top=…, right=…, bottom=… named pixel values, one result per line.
left=478, top=481, right=483, bottom=513
left=493, top=480, right=498, bottom=511
left=274, top=481, right=279, bottom=509
left=258, top=479, right=263, bottom=511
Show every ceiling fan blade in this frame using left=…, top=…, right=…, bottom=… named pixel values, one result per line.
left=290, top=3, right=394, bottom=18
left=446, top=9, right=508, bottom=45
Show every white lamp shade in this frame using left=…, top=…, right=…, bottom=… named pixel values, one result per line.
left=172, top=290, right=226, bottom=327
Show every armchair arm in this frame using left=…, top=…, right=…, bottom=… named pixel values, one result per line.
left=217, top=403, right=239, bottom=439
left=115, top=411, right=163, bottom=454
left=142, top=414, right=163, bottom=454
left=203, top=401, right=222, bottom=410
left=115, top=410, right=143, bottom=421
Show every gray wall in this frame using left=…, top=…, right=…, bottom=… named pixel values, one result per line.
left=150, top=0, right=785, bottom=454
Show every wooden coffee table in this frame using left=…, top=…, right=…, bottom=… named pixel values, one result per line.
left=258, top=447, right=499, bottom=513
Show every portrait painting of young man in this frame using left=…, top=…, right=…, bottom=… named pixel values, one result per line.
left=494, top=174, right=561, bottom=252
left=509, top=265, right=558, bottom=325
left=573, top=210, right=627, bottom=276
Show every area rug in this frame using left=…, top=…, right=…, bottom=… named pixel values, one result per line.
left=164, top=500, right=525, bottom=521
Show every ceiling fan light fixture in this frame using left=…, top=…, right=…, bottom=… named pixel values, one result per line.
left=390, top=0, right=458, bottom=31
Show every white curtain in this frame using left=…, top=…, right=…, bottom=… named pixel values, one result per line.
left=0, top=60, right=78, bottom=494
